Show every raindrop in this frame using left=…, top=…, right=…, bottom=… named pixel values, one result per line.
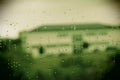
left=13, top=61, right=15, bottom=64
left=30, top=62, right=33, bottom=65
left=18, top=64, right=21, bottom=66
left=72, top=18, right=74, bottom=21
left=64, top=11, right=66, bottom=15
left=11, top=65, right=13, bottom=68
left=62, top=59, right=65, bottom=63
left=54, top=71, right=57, bottom=74
left=9, top=39, right=11, bottom=42
left=27, top=46, right=29, bottom=49
left=14, top=44, right=16, bottom=49
left=42, top=11, right=46, bottom=13
left=48, top=68, right=52, bottom=71
left=62, top=27, right=65, bottom=30
left=26, top=54, right=29, bottom=57
left=26, top=71, right=30, bottom=74
left=113, top=59, right=115, bottom=63
left=6, top=34, right=8, bottom=37
left=68, top=8, right=71, bottom=11
left=44, top=26, right=47, bottom=29
left=71, top=70, right=74, bottom=74
left=10, top=23, right=12, bottom=26
left=73, top=26, right=76, bottom=30
left=8, top=62, right=10, bottom=65
left=81, top=15, right=85, bottom=18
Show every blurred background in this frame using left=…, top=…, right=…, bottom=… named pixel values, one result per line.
left=0, top=0, right=120, bottom=80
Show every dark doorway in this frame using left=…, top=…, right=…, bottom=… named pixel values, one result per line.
left=39, top=46, right=44, bottom=54
left=73, top=44, right=83, bottom=54
left=73, top=34, right=83, bottom=54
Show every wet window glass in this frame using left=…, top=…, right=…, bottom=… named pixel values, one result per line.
left=0, top=0, right=120, bottom=80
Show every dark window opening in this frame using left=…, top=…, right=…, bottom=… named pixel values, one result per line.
left=39, top=46, right=44, bottom=54
left=83, top=42, right=89, bottom=49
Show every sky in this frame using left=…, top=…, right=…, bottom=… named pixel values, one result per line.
left=0, top=0, right=119, bottom=38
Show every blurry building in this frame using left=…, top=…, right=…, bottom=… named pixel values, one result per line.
left=20, top=24, right=120, bottom=57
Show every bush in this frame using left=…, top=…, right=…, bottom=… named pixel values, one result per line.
left=102, top=52, right=120, bottom=80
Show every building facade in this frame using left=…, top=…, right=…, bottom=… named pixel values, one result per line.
left=20, top=24, right=120, bottom=58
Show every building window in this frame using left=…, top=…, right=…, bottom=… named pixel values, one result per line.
left=83, top=42, right=89, bottom=49
left=73, top=34, right=82, bottom=42
left=39, top=46, right=44, bottom=54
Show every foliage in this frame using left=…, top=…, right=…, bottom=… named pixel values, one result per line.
left=0, top=39, right=120, bottom=80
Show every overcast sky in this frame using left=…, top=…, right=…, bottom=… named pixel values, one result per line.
left=0, top=0, right=119, bottom=38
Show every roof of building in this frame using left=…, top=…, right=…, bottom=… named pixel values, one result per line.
left=30, top=23, right=120, bottom=32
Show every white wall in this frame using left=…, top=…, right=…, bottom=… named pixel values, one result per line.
left=21, top=29, right=120, bottom=57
